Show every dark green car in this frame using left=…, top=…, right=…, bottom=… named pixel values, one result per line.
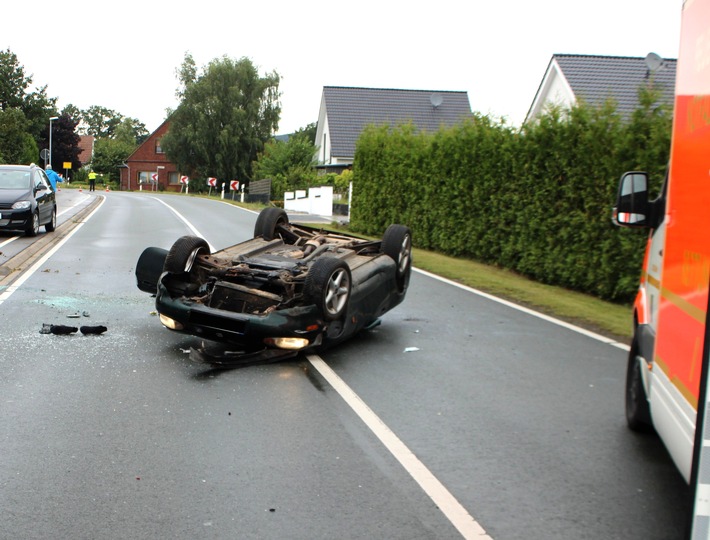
left=136, top=208, right=412, bottom=367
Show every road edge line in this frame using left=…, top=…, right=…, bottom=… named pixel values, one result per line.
left=307, top=354, right=492, bottom=540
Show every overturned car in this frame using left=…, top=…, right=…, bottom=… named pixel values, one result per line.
left=135, top=208, right=412, bottom=366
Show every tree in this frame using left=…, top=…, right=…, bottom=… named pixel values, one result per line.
left=61, top=103, right=82, bottom=122
left=162, top=54, right=281, bottom=185
left=91, top=118, right=141, bottom=181
left=0, top=48, right=57, bottom=154
left=294, top=122, right=317, bottom=144
left=0, top=108, right=37, bottom=164
left=253, top=130, right=317, bottom=197
left=0, top=48, right=31, bottom=111
left=82, top=105, right=123, bottom=138
left=47, top=113, right=82, bottom=172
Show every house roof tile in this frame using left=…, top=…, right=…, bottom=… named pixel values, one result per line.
left=553, top=54, right=677, bottom=118
left=323, top=86, right=472, bottom=159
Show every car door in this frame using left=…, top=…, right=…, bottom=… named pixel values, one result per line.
left=33, top=169, right=54, bottom=223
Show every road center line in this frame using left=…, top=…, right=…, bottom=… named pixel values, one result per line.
left=149, top=196, right=214, bottom=252
left=307, top=354, right=491, bottom=540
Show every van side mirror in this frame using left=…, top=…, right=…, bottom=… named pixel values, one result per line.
left=613, top=172, right=650, bottom=228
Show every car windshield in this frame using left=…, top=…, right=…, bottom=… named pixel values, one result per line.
left=0, top=170, right=31, bottom=190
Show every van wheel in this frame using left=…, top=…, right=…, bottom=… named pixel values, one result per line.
left=626, top=334, right=652, bottom=432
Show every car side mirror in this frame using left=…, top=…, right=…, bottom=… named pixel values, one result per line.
left=613, top=172, right=649, bottom=228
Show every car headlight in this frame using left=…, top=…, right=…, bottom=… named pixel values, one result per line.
left=159, top=314, right=184, bottom=330
left=263, top=337, right=310, bottom=350
left=12, top=201, right=31, bottom=210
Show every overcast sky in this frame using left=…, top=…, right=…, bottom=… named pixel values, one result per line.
left=4, top=0, right=682, bottom=135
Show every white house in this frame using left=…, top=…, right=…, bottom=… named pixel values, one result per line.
left=526, top=53, right=677, bottom=123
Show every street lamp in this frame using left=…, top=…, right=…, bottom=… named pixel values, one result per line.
left=48, top=116, right=59, bottom=168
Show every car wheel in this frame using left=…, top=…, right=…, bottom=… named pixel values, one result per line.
left=164, top=236, right=210, bottom=274
left=382, top=224, right=412, bottom=291
left=25, top=211, right=40, bottom=237
left=254, top=207, right=289, bottom=241
left=626, top=333, right=652, bottom=432
left=45, top=207, right=57, bottom=232
left=305, top=257, right=351, bottom=321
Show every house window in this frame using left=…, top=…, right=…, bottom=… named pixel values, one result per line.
left=155, top=140, right=163, bottom=153
left=168, top=172, right=181, bottom=185
left=138, top=171, right=157, bottom=185
left=322, top=133, right=329, bottom=164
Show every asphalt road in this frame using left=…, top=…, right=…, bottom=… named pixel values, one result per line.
left=0, top=192, right=691, bottom=539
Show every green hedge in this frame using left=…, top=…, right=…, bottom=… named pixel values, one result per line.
left=351, top=96, right=671, bottom=303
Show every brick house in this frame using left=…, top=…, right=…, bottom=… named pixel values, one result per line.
left=77, top=135, right=94, bottom=167
left=119, top=120, right=183, bottom=192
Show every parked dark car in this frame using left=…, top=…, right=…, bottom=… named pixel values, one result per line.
left=0, top=164, right=57, bottom=236
left=135, top=208, right=412, bottom=366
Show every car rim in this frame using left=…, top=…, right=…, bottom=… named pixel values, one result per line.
left=325, top=268, right=350, bottom=316
left=398, top=235, right=411, bottom=273
left=33, top=213, right=39, bottom=235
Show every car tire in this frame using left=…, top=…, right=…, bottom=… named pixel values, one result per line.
left=136, top=247, right=168, bottom=294
left=305, top=257, right=351, bottom=321
left=45, top=206, right=57, bottom=232
left=254, top=207, right=289, bottom=241
left=25, top=211, right=40, bottom=237
left=164, top=236, right=210, bottom=274
left=626, top=333, right=652, bottom=432
left=382, top=224, right=412, bottom=291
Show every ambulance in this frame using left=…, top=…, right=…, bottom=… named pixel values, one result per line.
left=613, top=0, right=710, bottom=483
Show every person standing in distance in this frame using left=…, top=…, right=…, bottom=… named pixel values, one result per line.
left=88, top=170, right=97, bottom=192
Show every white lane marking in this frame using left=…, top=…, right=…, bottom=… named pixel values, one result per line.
left=0, top=236, right=18, bottom=248
left=149, top=197, right=213, bottom=251
left=57, top=193, right=93, bottom=218
left=307, top=354, right=492, bottom=540
left=413, top=267, right=631, bottom=352
left=0, top=197, right=106, bottom=305
left=218, top=200, right=258, bottom=213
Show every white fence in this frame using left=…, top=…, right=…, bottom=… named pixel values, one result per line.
left=284, top=186, right=333, bottom=216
